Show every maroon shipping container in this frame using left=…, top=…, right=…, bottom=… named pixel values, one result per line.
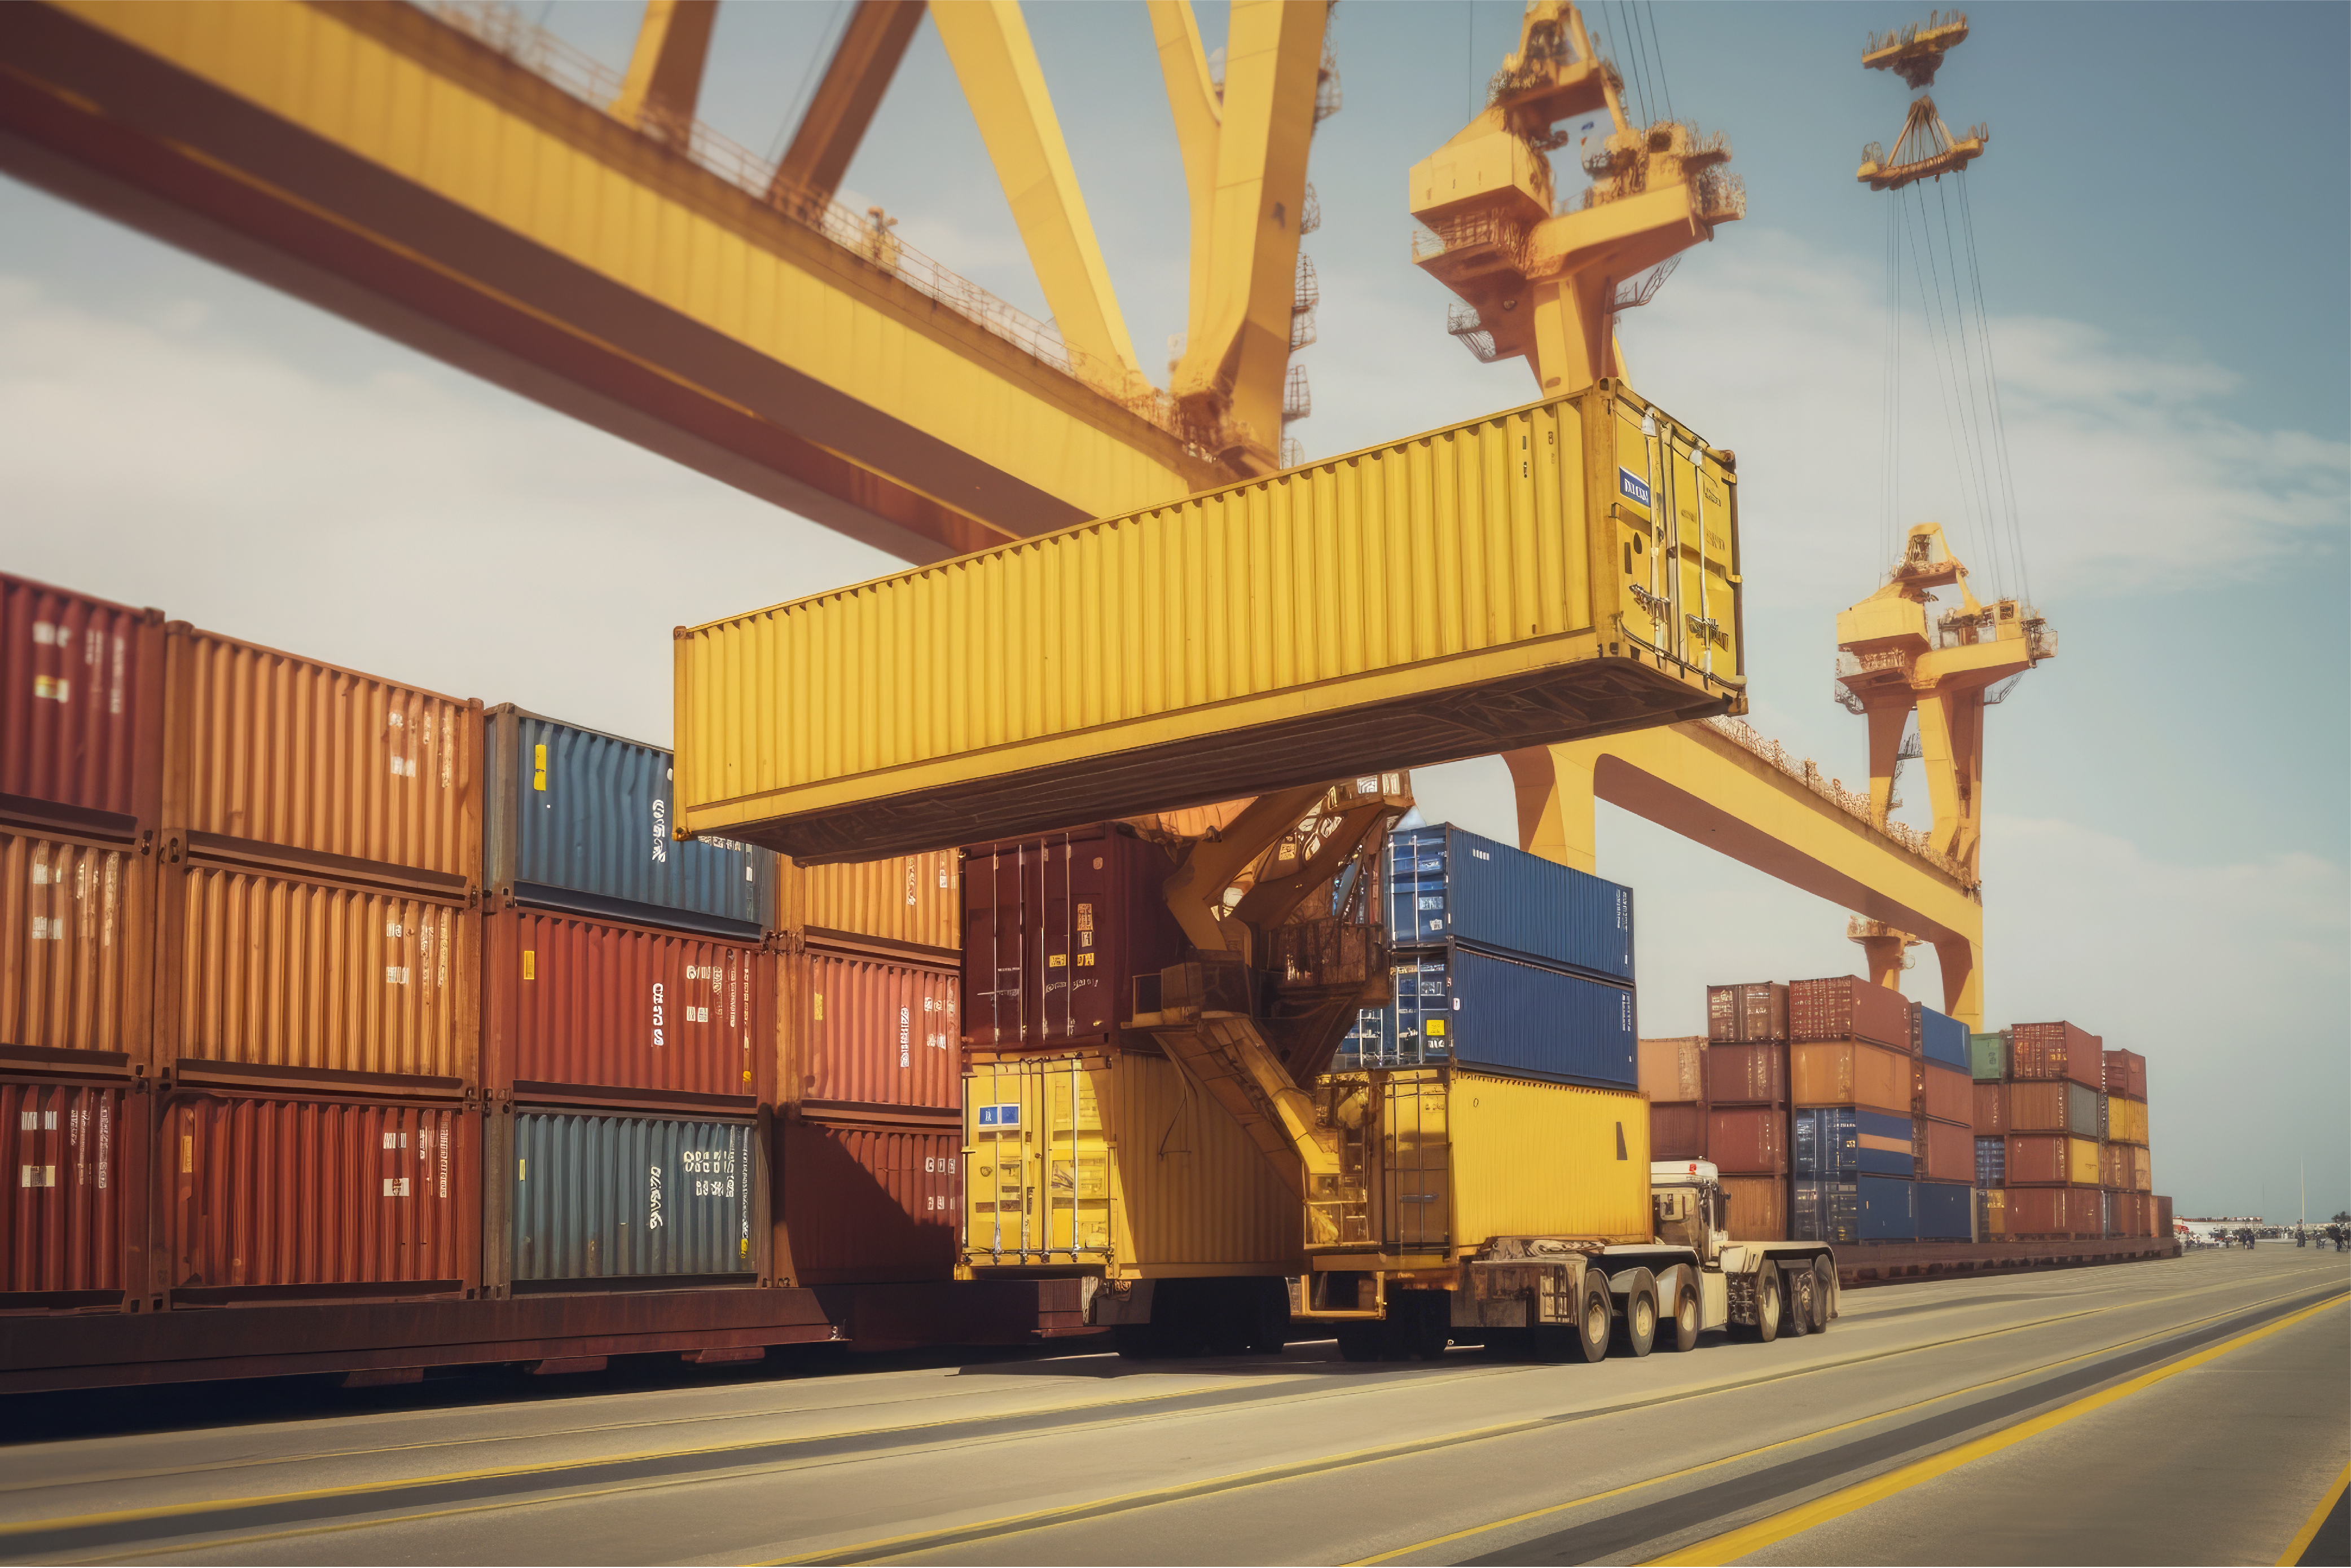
left=2005, top=1133, right=2095, bottom=1187
left=2101, top=1049, right=2147, bottom=1100
left=1918, top=1058, right=1971, bottom=1124
left=1707, top=1105, right=1787, bottom=1175
left=777, top=1116, right=959, bottom=1284
left=1706, top=983, right=1788, bottom=1043
left=166, top=1093, right=475, bottom=1300
left=1918, top=1117, right=1972, bottom=1183
left=1998, top=1185, right=2101, bottom=1239
left=1972, top=1081, right=2008, bottom=1135
left=961, top=824, right=1185, bottom=1049
left=1649, top=1102, right=1707, bottom=1161
left=0, top=574, right=165, bottom=843
left=2010, top=1021, right=2101, bottom=1088
left=1706, top=1042, right=1786, bottom=1105
left=1788, top=975, right=1908, bottom=1049
left=3, top=1077, right=143, bottom=1305
left=484, top=905, right=767, bottom=1106
left=2155, top=1195, right=2173, bottom=1237
left=790, top=944, right=960, bottom=1113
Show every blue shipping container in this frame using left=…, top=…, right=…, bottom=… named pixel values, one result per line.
left=1917, top=1181, right=1972, bottom=1240
left=1975, top=1135, right=2006, bottom=1188
left=1792, top=1107, right=1914, bottom=1178
left=1386, top=824, right=1633, bottom=981
left=1914, top=1003, right=1970, bottom=1071
left=511, top=1111, right=758, bottom=1283
left=1792, top=1178, right=1857, bottom=1244
left=486, top=706, right=772, bottom=936
left=1858, top=1174, right=1917, bottom=1241
left=1338, top=942, right=1636, bottom=1089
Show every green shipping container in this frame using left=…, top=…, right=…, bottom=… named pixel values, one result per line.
left=1970, top=1030, right=2008, bottom=1083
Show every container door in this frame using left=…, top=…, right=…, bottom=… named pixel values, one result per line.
left=1377, top=1075, right=1451, bottom=1252
left=963, top=1057, right=1110, bottom=1265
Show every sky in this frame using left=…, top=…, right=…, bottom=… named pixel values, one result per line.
left=2, top=1, right=2344, bottom=1221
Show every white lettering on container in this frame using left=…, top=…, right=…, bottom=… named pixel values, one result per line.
left=383, top=1177, right=411, bottom=1197
left=648, top=1164, right=663, bottom=1228
left=652, top=981, right=665, bottom=1047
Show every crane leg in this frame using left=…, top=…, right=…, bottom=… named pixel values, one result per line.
left=1502, top=745, right=1597, bottom=873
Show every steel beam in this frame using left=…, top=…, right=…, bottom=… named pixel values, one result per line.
left=771, top=1, right=926, bottom=204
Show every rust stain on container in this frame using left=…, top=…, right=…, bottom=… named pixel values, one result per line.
left=2101, top=1049, right=2147, bottom=1100
left=2, top=1078, right=139, bottom=1300
left=788, top=945, right=959, bottom=1114
left=1, top=829, right=151, bottom=1067
left=162, top=624, right=481, bottom=888
left=485, top=905, right=766, bottom=1104
left=1789, top=1039, right=1910, bottom=1115
left=783, top=852, right=961, bottom=955
left=1706, top=983, right=1787, bottom=1043
left=1720, top=1174, right=1788, bottom=1241
left=1706, top=1042, right=1786, bottom=1105
left=156, top=861, right=476, bottom=1084
left=1788, top=976, right=1908, bottom=1049
left=777, top=1117, right=960, bottom=1284
left=1637, top=1037, right=1704, bottom=1104
left=1, top=574, right=165, bottom=841
left=2009, top=1020, right=2101, bottom=1088
left=1707, top=1106, right=1786, bottom=1175
left=167, top=1093, right=474, bottom=1298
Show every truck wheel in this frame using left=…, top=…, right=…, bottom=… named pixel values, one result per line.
left=1808, top=1259, right=1835, bottom=1333
left=1335, top=1323, right=1383, bottom=1363
left=1672, top=1287, right=1700, bottom=1352
left=1781, top=1268, right=1812, bottom=1337
left=1622, top=1287, right=1657, bottom=1358
left=1751, top=1263, right=1781, bottom=1343
left=1576, top=1276, right=1612, bottom=1363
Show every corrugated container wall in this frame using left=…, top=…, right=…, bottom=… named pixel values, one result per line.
left=1418, top=1072, right=1651, bottom=1247
left=484, top=906, right=765, bottom=1103
left=1648, top=1102, right=1706, bottom=1161
left=1918, top=1059, right=1972, bottom=1124
left=167, top=1094, right=473, bottom=1297
left=2003, top=1081, right=2098, bottom=1139
left=960, top=825, right=1185, bottom=1051
left=788, top=946, right=959, bottom=1112
left=1790, top=1040, right=1911, bottom=1115
left=1858, top=1174, right=1916, bottom=1241
left=1720, top=1174, right=1788, bottom=1241
left=1707, top=983, right=1788, bottom=1043
left=2004, top=1133, right=2100, bottom=1187
left=1794, top=1107, right=1914, bottom=1178
left=1637, top=1037, right=1703, bottom=1103
left=1972, top=1082, right=2009, bottom=1135
left=2001, top=1186, right=2100, bottom=1238
left=1975, top=1135, right=2005, bottom=1187
left=1, top=574, right=164, bottom=840
left=1707, top=1043, right=1786, bottom=1105
left=1707, top=1106, right=1786, bottom=1175
left=1, top=829, right=151, bottom=1068
left=674, top=385, right=1745, bottom=863
left=508, top=1111, right=759, bottom=1283
left=1913, top=1005, right=1970, bottom=1071
left=485, top=708, right=771, bottom=936
left=1917, top=1181, right=1971, bottom=1240
left=2108, top=1098, right=2149, bottom=1146
left=161, top=627, right=480, bottom=887
left=2, top=1078, right=138, bottom=1300
left=2102, top=1050, right=2147, bottom=1102
left=1789, top=976, right=1908, bottom=1049
left=1792, top=1179, right=1856, bottom=1244
left=1386, top=824, right=1633, bottom=979
left=1970, top=1030, right=2008, bottom=1082
left=778, top=1118, right=959, bottom=1284
left=156, top=862, right=475, bottom=1084
left=784, top=851, right=960, bottom=954
left=1341, top=943, right=1635, bottom=1089
left=1918, top=1119, right=1973, bottom=1183
left=2010, top=1021, right=2102, bottom=1088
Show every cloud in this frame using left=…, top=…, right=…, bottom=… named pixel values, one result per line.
left=0, top=275, right=897, bottom=747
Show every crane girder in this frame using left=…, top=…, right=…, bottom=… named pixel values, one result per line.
left=611, top=0, right=719, bottom=147
left=770, top=0, right=926, bottom=205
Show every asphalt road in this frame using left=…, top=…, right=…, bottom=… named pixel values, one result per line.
left=1, top=1248, right=2343, bottom=1566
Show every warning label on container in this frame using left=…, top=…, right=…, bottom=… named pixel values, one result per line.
left=1618, top=468, right=1652, bottom=509
left=976, top=1103, right=1022, bottom=1129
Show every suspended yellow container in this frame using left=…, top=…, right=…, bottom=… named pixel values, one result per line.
left=675, top=382, right=1743, bottom=862
left=962, top=1052, right=1302, bottom=1279
left=1309, top=1068, right=1653, bottom=1260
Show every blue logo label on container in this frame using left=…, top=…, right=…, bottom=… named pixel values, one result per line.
left=976, top=1103, right=1022, bottom=1128
left=1618, top=467, right=1652, bottom=508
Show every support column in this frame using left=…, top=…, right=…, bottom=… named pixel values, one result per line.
left=1501, top=745, right=1597, bottom=873
left=1864, top=698, right=1910, bottom=826
left=1932, top=931, right=1981, bottom=1032
left=612, top=0, right=719, bottom=146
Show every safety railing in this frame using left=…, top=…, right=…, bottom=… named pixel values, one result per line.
left=1700, top=716, right=1973, bottom=886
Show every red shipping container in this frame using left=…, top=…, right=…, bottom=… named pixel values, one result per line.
left=777, top=1116, right=959, bottom=1284
left=1649, top=1102, right=1707, bottom=1161
left=1972, top=1081, right=2008, bottom=1135
left=2101, top=1049, right=2147, bottom=1100
left=1707, top=1105, right=1786, bottom=1174
left=3, top=1077, right=142, bottom=1303
left=961, top=824, right=1185, bottom=1049
left=2010, top=1020, right=2101, bottom=1088
left=1, top=574, right=165, bottom=842
left=1918, top=1058, right=1971, bottom=1124
left=1788, top=976, right=1908, bottom=1049
left=2002, top=1186, right=2101, bottom=1237
left=484, top=905, right=766, bottom=1104
left=2155, top=1195, right=2173, bottom=1237
left=1706, top=983, right=1788, bottom=1043
left=2, top=828, right=153, bottom=1071
left=790, top=944, right=960, bottom=1113
left=166, top=1093, right=474, bottom=1300
left=1919, top=1118, right=1972, bottom=1183
left=1706, top=1042, right=1786, bottom=1104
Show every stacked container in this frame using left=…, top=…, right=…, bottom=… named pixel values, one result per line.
left=1790, top=975, right=1915, bottom=1244
left=1702, top=981, right=1790, bottom=1241
left=1972, top=1020, right=2111, bottom=1240
left=479, top=708, right=772, bottom=1296
left=1, top=573, right=165, bottom=1314
left=1638, top=1036, right=1706, bottom=1163
left=2102, top=1048, right=2151, bottom=1237
left=1910, top=1003, right=1974, bottom=1240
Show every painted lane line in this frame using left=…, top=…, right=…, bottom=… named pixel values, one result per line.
left=1646, top=1292, right=2350, bottom=1567
left=2280, top=1461, right=2350, bottom=1567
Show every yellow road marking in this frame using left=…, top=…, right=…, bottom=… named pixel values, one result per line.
left=2278, top=1461, right=2350, bottom=1567
left=1646, top=1292, right=2349, bottom=1566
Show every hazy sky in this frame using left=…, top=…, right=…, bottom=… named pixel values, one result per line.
left=2, top=2, right=2344, bottom=1219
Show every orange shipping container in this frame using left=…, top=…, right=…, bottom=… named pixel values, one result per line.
left=1, top=828, right=152, bottom=1071
left=787, top=945, right=960, bottom=1113
left=2132, top=1146, right=2152, bottom=1193
left=3, top=1077, right=142, bottom=1302
left=484, top=905, right=767, bottom=1104
left=161, top=626, right=481, bottom=889
left=1918, top=1118, right=1972, bottom=1183
left=777, top=1116, right=960, bottom=1284
left=1638, top=1037, right=1704, bottom=1104
left=156, top=861, right=476, bottom=1085
left=2001, top=1185, right=2100, bottom=1237
left=1971, top=1081, right=2008, bottom=1135
left=783, top=852, right=960, bottom=955
left=166, top=1093, right=474, bottom=1300
left=2005, top=1133, right=2100, bottom=1187
left=1720, top=1174, right=1787, bottom=1241
left=1790, top=1039, right=1910, bottom=1115
left=1917, top=1059, right=1971, bottom=1123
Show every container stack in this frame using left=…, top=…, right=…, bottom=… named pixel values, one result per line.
left=1975, top=1020, right=2105, bottom=1240
left=1, top=572, right=165, bottom=1314
left=1910, top=1002, right=1975, bottom=1239
left=1703, top=983, right=1790, bottom=1241
left=2102, top=1047, right=2151, bottom=1240
left=1637, top=1035, right=1706, bottom=1163
left=775, top=849, right=963, bottom=1284
left=1790, top=976, right=1917, bottom=1244
left=478, top=708, right=773, bottom=1297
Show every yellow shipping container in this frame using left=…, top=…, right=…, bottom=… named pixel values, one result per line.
left=2108, top=1097, right=2148, bottom=1146
left=2067, top=1135, right=2100, bottom=1187
left=963, top=1052, right=1300, bottom=1278
left=780, top=851, right=961, bottom=954
left=675, top=384, right=1743, bottom=862
left=1309, top=1069, right=1651, bottom=1258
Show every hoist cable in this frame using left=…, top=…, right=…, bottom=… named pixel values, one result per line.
left=768, top=0, right=852, bottom=168
left=1640, top=0, right=1675, bottom=125
left=1956, top=171, right=2034, bottom=606
left=1902, top=183, right=2001, bottom=596
left=1934, top=175, right=2014, bottom=599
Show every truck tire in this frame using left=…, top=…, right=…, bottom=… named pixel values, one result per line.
left=1672, top=1287, right=1700, bottom=1353
left=1336, top=1323, right=1383, bottom=1362
left=1781, top=1267, right=1812, bottom=1337
left=1576, top=1275, right=1612, bottom=1363
left=1751, top=1263, right=1781, bottom=1343
left=1808, top=1258, right=1835, bottom=1333
left=1619, top=1271, right=1658, bottom=1358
